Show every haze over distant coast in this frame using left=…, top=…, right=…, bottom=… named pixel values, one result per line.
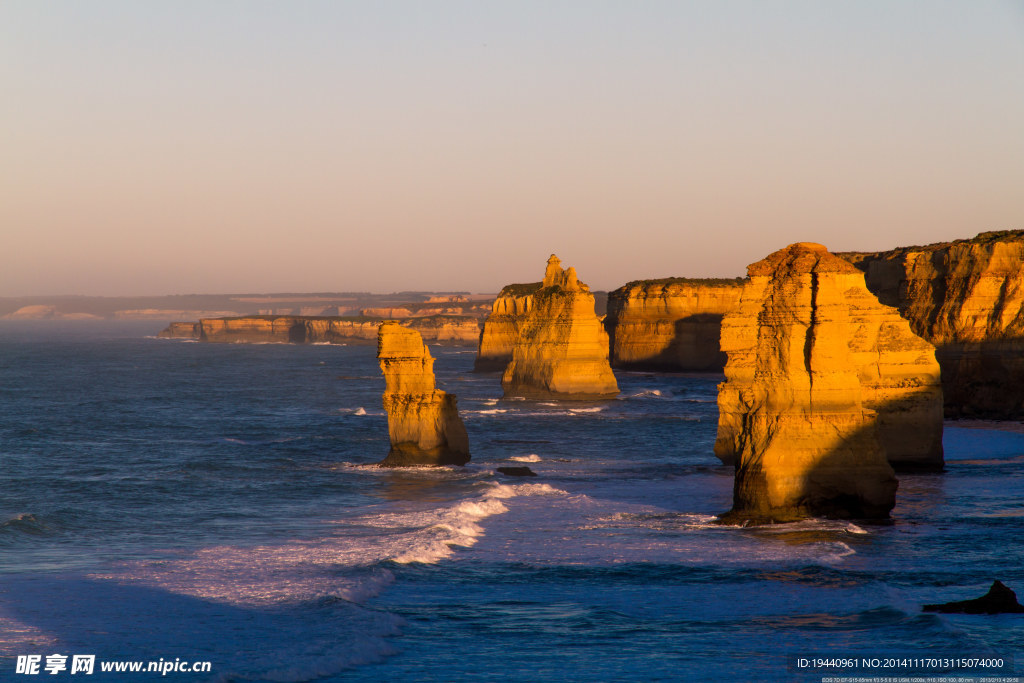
left=2, top=2, right=1023, bottom=297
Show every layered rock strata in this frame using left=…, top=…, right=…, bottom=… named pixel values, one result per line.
left=838, top=230, right=1024, bottom=418
left=473, top=282, right=541, bottom=371
left=501, top=256, right=619, bottom=399
left=159, top=315, right=481, bottom=344
left=715, top=243, right=942, bottom=522
left=605, top=279, right=745, bottom=371
left=377, top=322, right=470, bottom=466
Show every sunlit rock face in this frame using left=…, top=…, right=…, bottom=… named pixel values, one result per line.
left=714, top=243, right=942, bottom=522
left=500, top=255, right=619, bottom=399
left=605, top=279, right=745, bottom=371
left=839, top=230, right=1024, bottom=419
left=377, top=322, right=470, bottom=467
left=474, top=282, right=541, bottom=372
left=166, top=315, right=480, bottom=344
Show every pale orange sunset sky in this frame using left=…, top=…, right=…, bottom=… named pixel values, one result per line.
left=2, top=1, right=1023, bottom=295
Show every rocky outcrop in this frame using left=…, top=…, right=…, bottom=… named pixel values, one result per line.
left=605, top=279, right=745, bottom=371
left=377, top=322, right=470, bottom=466
left=715, top=243, right=944, bottom=522
left=501, top=256, right=619, bottom=399
left=923, top=581, right=1024, bottom=614
left=158, top=322, right=201, bottom=339
left=839, top=230, right=1024, bottom=418
left=473, top=282, right=541, bottom=371
left=160, top=315, right=481, bottom=344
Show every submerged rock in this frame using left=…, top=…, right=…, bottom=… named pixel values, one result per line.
left=377, top=322, right=470, bottom=467
left=496, top=466, right=537, bottom=477
left=501, top=255, right=619, bottom=399
left=715, top=243, right=942, bottom=523
left=923, top=581, right=1024, bottom=614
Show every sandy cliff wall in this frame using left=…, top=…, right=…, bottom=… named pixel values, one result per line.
left=377, top=322, right=470, bottom=466
left=605, top=279, right=745, bottom=371
left=162, top=315, right=481, bottom=344
left=473, top=282, right=541, bottom=371
left=501, top=256, right=619, bottom=399
left=715, top=243, right=942, bottom=522
left=838, top=230, right=1024, bottom=418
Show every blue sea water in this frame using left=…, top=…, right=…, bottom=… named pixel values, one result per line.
left=1, top=321, right=1022, bottom=682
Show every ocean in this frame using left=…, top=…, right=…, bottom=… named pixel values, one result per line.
left=1, top=321, right=1022, bottom=682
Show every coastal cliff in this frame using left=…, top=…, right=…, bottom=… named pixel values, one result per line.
left=159, top=315, right=481, bottom=344
left=501, top=256, right=619, bottom=399
left=838, top=230, right=1024, bottom=418
left=715, top=243, right=942, bottom=522
left=377, top=322, right=470, bottom=466
left=605, top=279, right=744, bottom=371
left=473, top=282, right=541, bottom=371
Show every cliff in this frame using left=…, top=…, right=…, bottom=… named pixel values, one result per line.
left=501, top=256, right=619, bottom=399
left=159, top=315, right=481, bottom=344
left=158, top=322, right=201, bottom=339
left=838, top=230, right=1024, bottom=418
left=715, top=243, right=942, bottom=522
left=377, top=322, right=470, bottom=466
left=473, top=282, right=541, bottom=371
left=605, top=278, right=745, bottom=371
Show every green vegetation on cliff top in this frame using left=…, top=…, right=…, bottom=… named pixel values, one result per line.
left=498, top=282, right=543, bottom=297
left=839, top=229, right=1024, bottom=258
left=613, top=277, right=746, bottom=293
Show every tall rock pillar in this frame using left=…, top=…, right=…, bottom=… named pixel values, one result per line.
left=377, top=322, right=470, bottom=466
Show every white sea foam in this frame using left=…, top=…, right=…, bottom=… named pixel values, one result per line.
left=472, top=409, right=507, bottom=415
left=510, top=454, right=541, bottom=463
left=354, top=407, right=367, bottom=416
left=569, top=406, right=605, bottom=414
left=629, top=389, right=665, bottom=398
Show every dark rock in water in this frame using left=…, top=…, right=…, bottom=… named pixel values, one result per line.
left=496, top=466, right=537, bottom=477
left=923, top=581, right=1024, bottom=614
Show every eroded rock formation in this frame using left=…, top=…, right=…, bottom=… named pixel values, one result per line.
left=474, top=282, right=541, bottom=371
left=377, top=322, right=470, bottom=466
left=160, top=315, right=481, bottom=344
left=923, top=581, right=1024, bottom=614
left=605, top=279, right=744, bottom=371
left=500, top=256, right=619, bottom=399
left=838, top=230, right=1024, bottom=418
left=715, top=243, right=942, bottom=522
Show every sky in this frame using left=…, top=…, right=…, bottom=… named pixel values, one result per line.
left=2, top=1, right=1023, bottom=296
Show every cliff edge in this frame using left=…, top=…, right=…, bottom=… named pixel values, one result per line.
left=473, top=282, right=541, bottom=371
left=605, top=278, right=744, bottom=371
left=839, top=230, right=1024, bottom=418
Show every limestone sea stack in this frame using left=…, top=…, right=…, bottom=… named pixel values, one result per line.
left=474, top=282, right=541, bottom=371
left=377, top=322, right=470, bottom=467
left=716, top=242, right=944, bottom=475
left=501, top=256, right=619, bottom=399
left=838, top=230, right=1024, bottom=418
left=605, top=278, right=745, bottom=371
left=715, top=243, right=943, bottom=522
